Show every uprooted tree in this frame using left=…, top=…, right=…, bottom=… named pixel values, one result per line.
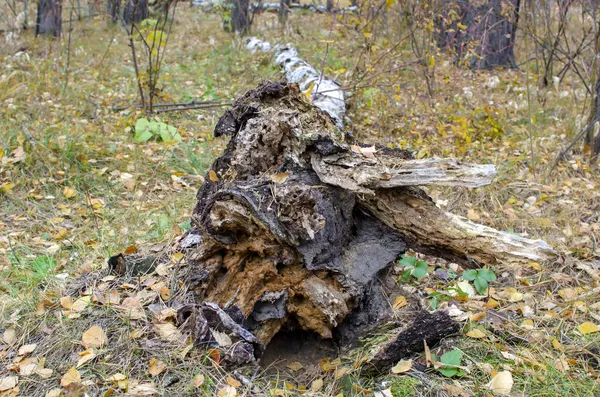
left=116, top=42, right=555, bottom=370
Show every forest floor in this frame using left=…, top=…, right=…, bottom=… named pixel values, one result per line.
left=1, top=6, right=600, bottom=397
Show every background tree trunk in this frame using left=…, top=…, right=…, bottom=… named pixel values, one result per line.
left=122, top=0, right=149, bottom=23
left=435, top=0, right=520, bottom=69
left=278, top=0, right=290, bottom=26
left=585, top=25, right=600, bottom=158
left=36, top=0, right=62, bottom=37
left=107, top=0, right=120, bottom=23
left=225, top=0, right=249, bottom=34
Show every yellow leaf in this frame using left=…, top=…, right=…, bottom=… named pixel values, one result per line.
left=334, top=366, right=349, bottom=380
left=226, top=376, right=241, bottom=388
left=63, top=187, right=77, bottom=198
left=0, top=183, right=15, bottom=193
left=60, top=367, right=81, bottom=387
left=18, top=343, right=37, bottom=356
left=76, top=348, right=97, bottom=368
left=392, top=295, right=408, bottom=310
left=217, top=385, right=237, bottom=397
left=154, top=322, right=183, bottom=342
left=271, top=172, right=290, bottom=184
left=172, top=252, right=184, bottom=262
left=466, top=329, right=486, bottom=339
left=148, top=358, right=166, bottom=376
left=385, top=0, right=394, bottom=8
left=82, top=326, right=108, bottom=348
left=311, top=378, right=323, bottom=392
left=286, top=361, right=304, bottom=372
left=60, top=296, right=73, bottom=310
left=0, top=376, right=18, bottom=392
left=551, top=338, right=563, bottom=351
left=428, top=55, right=435, bottom=68
left=106, top=373, right=126, bottom=382
left=467, top=209, right=480, bottom=221
left=577, top=322, right=599, bottom=335
left=486, top=370, right=513, bottom=395
left=45, top=388, right=62, bottom=397
left=2, top=327, right=17, bottom=346
left=209, top=170, right=220, bottom=182
left=391, top=359, right=412, bottom=374
left=193, top=374, right=205, bottom=387
left=305, top=81, right=315, bottom=100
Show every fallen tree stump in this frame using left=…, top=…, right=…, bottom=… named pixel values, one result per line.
left=164, top=81, right=557, bottom=370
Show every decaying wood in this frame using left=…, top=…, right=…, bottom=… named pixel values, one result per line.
left=361, top=189, right=557, bottom=267
left=312, top=153, right=497, bottom=192
left=246, top=37, right=346, bottom=127
left=172, top=79, right=556, bottom=369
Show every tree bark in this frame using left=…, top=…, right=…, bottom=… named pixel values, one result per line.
left=36, top=0, right=62, bottom=37
left=435, top=0, right=520, bottom=69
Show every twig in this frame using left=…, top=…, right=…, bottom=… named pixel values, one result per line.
left=63, top=8, right=74, bottom=92
left=111, top=99, right=230, bottom=112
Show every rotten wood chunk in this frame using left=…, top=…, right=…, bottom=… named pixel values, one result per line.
left=367, top=310, right=460, bottom=373
left=178, top=81, right=555, bottom=369
left=361, top=188, right=556, bottom=266
left=312, top=152, right=497, bottom=193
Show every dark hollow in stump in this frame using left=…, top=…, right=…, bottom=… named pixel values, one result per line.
left=176, top=82, right=555, bottom=369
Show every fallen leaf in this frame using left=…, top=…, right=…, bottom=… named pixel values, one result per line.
left=310, top=378, right=323, bottom=392
left=154, top=322, right=182, bottom=342
left=271, top=172, right=290, bottom=184
left=60, top=296, right=73, bottom=310
left=45, top=388, right=62, bottom=397
left=487, top=371, right=513, bottom=395
left=124, top=245, right=138, bottom=255
left=208, top=170, right=220, bottom=182
left=226, top=376, right=241, bottom=388
left=0, top=376, right=18, bottom=392
left=467, top=209, right=480, bottom=221
left=193, top=374, right=205, bottom=387
left=392, top=295, right=408, bottom=309
left=148, top=358, right=166, bottom=376
left=466, top=329, right=486, bottom=339
left=577, top=322, right=599, bottom=335
left=105, top=373, right=126, bottom=382
left=36, top=367, right=53, bottom=379
left=61, top=367, right=81, bottom=387
left=217, top=385, right=237, bottom=397
left=76, top=348, right=97, bottom=368
left=211, top=330, right=232, bottom=347
left=18, top=344, right=37, bottom=356
left=19, top=357, right=39, bottom=375
left=82, top=326, right=107, bottom=348
left=391, top=359, right=412, bottom=374
left=286, top=362, right=304, bottom=372
left=2, top=327, right=17, bottom=345
left=63, top=187, right=77, bottom=199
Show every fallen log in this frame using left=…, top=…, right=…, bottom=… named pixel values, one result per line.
left=166, top=80, right=556, bottom=369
